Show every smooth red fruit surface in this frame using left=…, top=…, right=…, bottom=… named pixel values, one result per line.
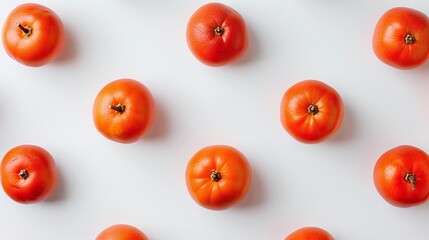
left=372, top=7, right=429, bottom=69
left=186, top=2, right=248, bottom=66
left=96, top=224, right=148, bottom=240
left=185, top=145, right=252, bottom=210
left=93, top=78, right=156, bottom=144
left=2, top=3, right=66, bottom=67
left=285, top=227, right=334, bottom=240
left=373, top=145, right=429, bottom=207
left=1, top=145, right=57, bottom=204
left=280, top=80, right=344, bottom=144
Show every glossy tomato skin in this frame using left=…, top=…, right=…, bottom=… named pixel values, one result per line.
left=280, top=80, right=344, bottom=144
left=372, top=7, right=429, bottom=69
left=186, top=2, right=248, bottom=66
left=2, top=3, right=66, bottom=67
left=373, top=145, right=429, bottom=208
left=284, top=227, right=334, bottom=240
left=93, top=79, right=156, bottom=144
left=96, top=224, right=148, bottom=240
left=185, top=145, right=252, bottom=210
left=0, top=145, right=57, bottom=204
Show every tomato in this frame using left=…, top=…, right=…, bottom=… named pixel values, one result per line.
left=186, top=2, right=248, bottom=67
left=2, top=3, right=66, bottom=67
left=93, top=78, right=156, bottom=144
left=96, top=224, right=148, bottom=240
left=0, top=145, right=57, bottom=204
left=284, top=227, right=334, bottom=240
left=373, top=145, right=429, bottom=208
left=372, top=7, right=429, bottom=70
left=280, top=80, right=344, bottom=144
left=185, top=145, right=251, bottom=210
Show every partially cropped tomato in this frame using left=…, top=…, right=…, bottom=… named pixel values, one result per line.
left=372, top=7, right=429, bottom=69
left=96, top=224, right=148, bottom=240
left=284, top=227, right=334, bottom=240
left=2, top=3, right=66, bottom=67
left=373, top=145, right=429, bottom=208
left=185, top=145, right=252, bottom=210
left=186, top=2, right=248, bottom=66
left=0, top=145, right=57, bottom=204
left=93, top=78, right=156, bottom=144
left=280, top=80, right=344, bottom=144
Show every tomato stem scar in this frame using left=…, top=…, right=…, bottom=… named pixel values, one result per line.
left=17, top=23, right=32, bottom=37
left=214, top=26, right=224, bottom=36
left=308, top=104, right=319, bottom=115
left=405, top=173, right=416, bottom=190
left=210, top=170, right=222, bottom=182
left=110, top=103, right=126, bottom=114
left=405, top=33, right=416, bottom=44
left=18, top=169, right=29, bottom=180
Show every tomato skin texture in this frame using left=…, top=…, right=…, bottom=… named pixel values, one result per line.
left=280, top=80, right=344, bottom=144
left=373, top=145, right=429, bottom=208
left=372, top=7, right=429, bottom=70
left=93, top=79, right=156, bottom=144
left=185, top=145, right=252, bottom=210
left=186, top=2, right=248, bottom=67
left=0, top=145, right=57, bottom=204
left=284, top=227, right=334, bottom=240
left=2, top=3, right=66, bottom=67
left=96, top=224, right=148, bottom=240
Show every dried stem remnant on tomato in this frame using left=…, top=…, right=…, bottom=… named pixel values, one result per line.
left=18, top=169, right=29, bottom=179
left=308, top=104, right=319, bottom=115
left=210, top=169, right=222, bottom=182
left=405, top=33, right=416, bottom=44
left=17, top=23, right=32, bottom=37
left=214, top=26, right=224, bottom=36
left=405, top=173, right=416, bottom=190
left=110, top=103, right=126, bottom=114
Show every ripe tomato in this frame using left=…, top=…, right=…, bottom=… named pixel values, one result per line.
left=96, top=224, right=148, bottom=240
left=280, top=80, right=344, bottom=144
left=2, top=3, right=66, bottom=67
left=372, top=7, right=429, bottom=69
left=185, top=145, right=252, bottom=210
left=186, top=3, right=248, bottom=66
left=284, top=227, right=334, bottom=240
left=373, top=145, right=429, bottom=208
left=0, top=145, right=57, bottom=204
left=93, top=78, right=156, bottom=144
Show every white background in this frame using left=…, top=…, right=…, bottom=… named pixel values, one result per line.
left=0, top=0, right=429, bottom=239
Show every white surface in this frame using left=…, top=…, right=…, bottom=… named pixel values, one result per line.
left=0, top=0, right=429, bottom=239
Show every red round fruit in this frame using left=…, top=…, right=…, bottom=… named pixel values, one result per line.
left=185, top=145, right=252, bottom=210
left=284, top=227, right=334, bottom=240
left=186, top=2, right=248, bottom=66
left=92, top=78, right=156, bottom=144
left=1, top=145, right=58, bottom=204
left=280, top=80, right=344, bottom=144
left=372, top=7, right=429, bottom=69
left=2, top=3, right=66, bottom=67
left=96, top=224, right=148, bottom=240
left=373, top=145, right=429, bottom=207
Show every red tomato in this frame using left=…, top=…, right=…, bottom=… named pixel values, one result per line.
left=0, top=145, right=57, bottom=204
left=280, top=80, right=344, bottom=144
left=92, top=78, right=156, bottom=144
left=96, top=224, right=148, bottom=240
left=373, top=145, right=429, bottom=207
left=284, top=227, right=334, bottom=240
left=185, top=145, right=252, bottom=210
left=2, top=3, right=66, bottom=67
left=372, top=7, right=429, bottom=69
left=186, top=3, right=248, bottom=66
